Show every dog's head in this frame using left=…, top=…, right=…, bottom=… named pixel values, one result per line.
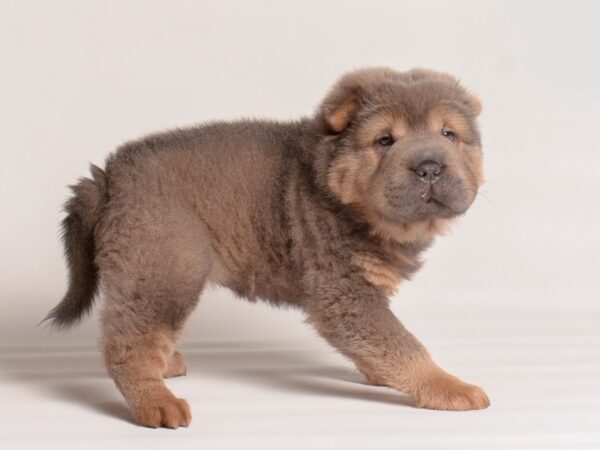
left=314, top=67, right=483, bottom=241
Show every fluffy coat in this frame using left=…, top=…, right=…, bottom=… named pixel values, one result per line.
left=47, top=67, right=489, bottom=428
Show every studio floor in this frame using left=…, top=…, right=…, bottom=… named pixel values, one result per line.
left=2, top=299, right=599, bottom=450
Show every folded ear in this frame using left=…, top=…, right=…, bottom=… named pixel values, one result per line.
left=317, top=67, right=400, bottom=133
left=466, top=93, right=482, bottom=116
left=323, top=96, right=359, bottom=132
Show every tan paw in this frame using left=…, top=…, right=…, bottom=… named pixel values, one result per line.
left=133, top=396, right=191, bottom=429
left=413, top=371, right=490, bottom=411
left=163, top=350, right=187, bottom=378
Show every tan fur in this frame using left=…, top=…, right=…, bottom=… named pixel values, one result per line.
left=427, top=106, right=476, bottom=144
left=326, top=97, right=359, bottom=132
left=353, top=252, right=403, bottom=295
left=410, top=362, right=490, bottom=411
left=363, top=350, right=490, bottom=410
left=369, top=218, right=453, bottom=245
left=103, top=330, right=191, bottom=428
left=327, top=154, right=365, bottom=204
left=327, top=147, right=381, bottom=205
left=355, top=112, right=409, bottom=148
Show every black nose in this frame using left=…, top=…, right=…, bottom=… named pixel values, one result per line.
left=414, top=161, right=442, bottom=183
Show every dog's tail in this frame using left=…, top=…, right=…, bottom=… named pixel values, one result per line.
left=43, top=164, right=108, bottom=329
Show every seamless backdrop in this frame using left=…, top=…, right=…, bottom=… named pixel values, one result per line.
left=1, top=1, right=599, bottom=449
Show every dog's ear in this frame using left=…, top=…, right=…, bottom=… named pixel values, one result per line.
left=323, top=96, right=359, bottom=132
left=318, top=67, right=399, bottom=133
left=465, top=93, right=482, bottom=117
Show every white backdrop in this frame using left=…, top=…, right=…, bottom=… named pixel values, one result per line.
left=1, top=0, right=598, bottom=344
left=1, top=1, right=599, bottom=448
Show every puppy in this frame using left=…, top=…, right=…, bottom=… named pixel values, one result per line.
left=47, top=67, right=489, bottom=428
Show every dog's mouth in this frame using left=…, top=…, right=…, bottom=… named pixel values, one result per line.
left=381, top=184, right=465, bottom=223
left=421, top=196, right=455, bottom=218
left=426, top=196, right=447, bottom=209
left=381, top=197, right=455, bottom=223
left=419, top=185, right=444, bottom=205
left=413, top=183, right=446, bottom=208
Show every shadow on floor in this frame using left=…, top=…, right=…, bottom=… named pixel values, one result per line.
left=180, top=347, right=413, bottom=407
left=0, top=341, right=412, bottom=424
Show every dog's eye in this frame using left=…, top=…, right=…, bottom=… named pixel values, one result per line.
left=442, top=128, right=456, bottom=142
left=377, top=134, right=394, bottom=147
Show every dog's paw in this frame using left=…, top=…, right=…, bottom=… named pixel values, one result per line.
left=133, top=396, right=191, bottom=429
left=413, top=371, right=490, bottom=411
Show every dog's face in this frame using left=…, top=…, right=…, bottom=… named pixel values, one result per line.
left=316, top=68, right=483, bottom=238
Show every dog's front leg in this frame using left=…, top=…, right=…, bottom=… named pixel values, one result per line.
left=305, top=284, right=490, bottom=410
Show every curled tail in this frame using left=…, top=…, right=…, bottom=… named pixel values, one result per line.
left=44, top=164, right=108, bottom=329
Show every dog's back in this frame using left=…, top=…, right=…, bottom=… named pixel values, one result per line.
left=47, top=119, right=311, bottom=329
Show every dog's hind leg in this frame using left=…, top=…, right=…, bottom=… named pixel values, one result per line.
left=97, top=207, right=212, bottom=428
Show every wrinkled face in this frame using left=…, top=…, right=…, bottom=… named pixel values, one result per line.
left=320, top=68, right=484, bottom=232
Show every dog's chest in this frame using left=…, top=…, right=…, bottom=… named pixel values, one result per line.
left=353, top=252, right=402, bottom=295
left=352, top=246, right=421, bottom=295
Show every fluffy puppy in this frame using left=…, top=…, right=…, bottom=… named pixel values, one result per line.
left=47, top=67, right=489, bottom=428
